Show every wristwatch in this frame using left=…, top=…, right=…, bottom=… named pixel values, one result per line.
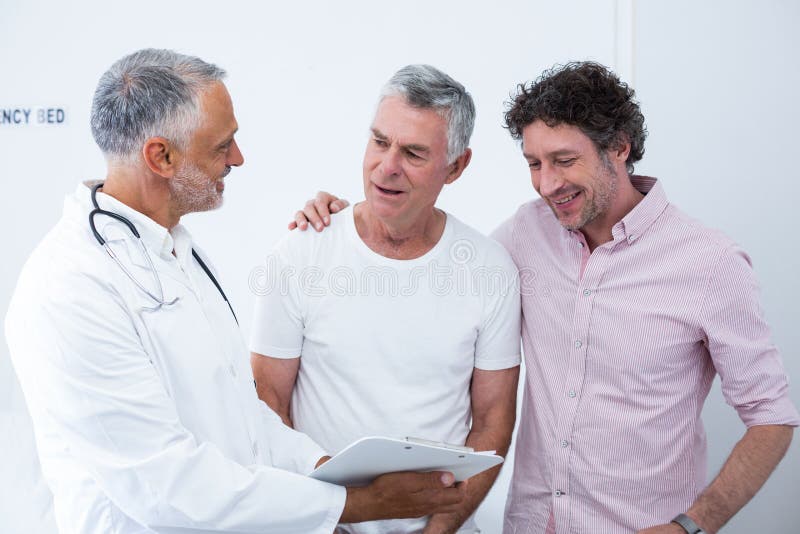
left=671, top=513, right=705, bottom=534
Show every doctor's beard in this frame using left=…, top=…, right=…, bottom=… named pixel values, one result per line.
left=170, top=162, right=232, bottom=215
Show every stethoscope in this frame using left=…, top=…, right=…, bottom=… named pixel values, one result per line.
left=88, top=182, right=238, bottom=323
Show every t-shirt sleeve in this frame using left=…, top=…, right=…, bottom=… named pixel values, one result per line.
left=699, top=245, right=800, bottom=427
left=474, top=246, right=522, bottom=371
left=249, top=237, right=305, bottom=359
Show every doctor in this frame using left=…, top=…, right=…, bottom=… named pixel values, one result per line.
left=4, top=48, right=465, bottom=534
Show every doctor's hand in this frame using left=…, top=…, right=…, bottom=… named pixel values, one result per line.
left=340, top=471, right=468, bottom=523
left=288, top=191, right=349, bottom=231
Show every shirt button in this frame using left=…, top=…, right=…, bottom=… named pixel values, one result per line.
left=574, top=340, right=583, bottom=349
left=577, top=242, right=585, bottom=248
left=560, top=440, right=569, bottom=448
left=627, top=234, right=636, bottom=243
left=583, top=289, right=592, bottom=296
left=555, top=490, right=565, bottom=497
left=568, top=390, right=577, bottom=398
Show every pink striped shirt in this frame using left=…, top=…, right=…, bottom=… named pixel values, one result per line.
left=493, top=176, right=800, bottom=533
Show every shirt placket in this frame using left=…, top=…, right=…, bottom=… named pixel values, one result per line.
left=552, top=234, right=612, bottom=534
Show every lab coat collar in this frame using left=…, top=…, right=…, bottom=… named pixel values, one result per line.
left=68, top=181, right=194, bottom=264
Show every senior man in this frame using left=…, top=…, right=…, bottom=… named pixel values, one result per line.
left=4, top=49, right=467, bottom=534
left=249, top=65, right=521, bottom=534
left=294, top=62, right=799, bottom=533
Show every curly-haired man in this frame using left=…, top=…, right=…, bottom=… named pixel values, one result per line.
left=497, top=61, right=798, bottom=534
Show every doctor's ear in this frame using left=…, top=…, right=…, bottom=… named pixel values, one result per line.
left=142, top=137, right=178, bottom=178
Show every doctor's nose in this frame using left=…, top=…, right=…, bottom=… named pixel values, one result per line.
left=227, top=138, right=244, bottom=167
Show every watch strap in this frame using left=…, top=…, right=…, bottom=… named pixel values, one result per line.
left=671, top=513, right=705, bottom=534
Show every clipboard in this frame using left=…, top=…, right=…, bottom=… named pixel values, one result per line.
left=309, top=436, right=504, bottom=487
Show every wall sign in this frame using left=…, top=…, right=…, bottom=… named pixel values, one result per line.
left=1, top=107, right=67, bottom=126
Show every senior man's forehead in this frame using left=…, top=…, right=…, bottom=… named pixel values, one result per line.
left=371, top=96, right=447, bottom=143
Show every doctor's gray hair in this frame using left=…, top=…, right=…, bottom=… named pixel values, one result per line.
left=380, top=65, right=475, bottom=163
left=91, top=48, right=227, bottom=163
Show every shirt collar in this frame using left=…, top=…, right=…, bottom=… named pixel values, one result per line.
left=609, top=175, right=669, bottom=245
left=69, top=181, right=191, bottom=261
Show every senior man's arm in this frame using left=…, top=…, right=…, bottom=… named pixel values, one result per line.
left=424, top=366, right=520, bottom=534
left=251, top=352, right=299, bottom=427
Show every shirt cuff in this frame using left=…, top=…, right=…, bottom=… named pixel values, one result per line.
left=319, top=483, right=347, bottom=532
left=737, top=395, right=800, bottom=428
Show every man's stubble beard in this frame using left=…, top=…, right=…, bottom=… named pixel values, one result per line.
left=558, top=154, right=619, bottom=232
left=169, top=162, right=231, bottom=216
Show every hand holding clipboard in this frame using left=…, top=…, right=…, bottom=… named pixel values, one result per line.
left=310, top=436, right=504, bottom=487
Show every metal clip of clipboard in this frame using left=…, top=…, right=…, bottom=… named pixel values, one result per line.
left=404, top=436, right=475, bottom=453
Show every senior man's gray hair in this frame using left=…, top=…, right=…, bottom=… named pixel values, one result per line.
left=90, top=48, right=226, bottom=163
left=380, top=64, right=475, bottom=163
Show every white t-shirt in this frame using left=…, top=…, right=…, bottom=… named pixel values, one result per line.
left=250, top=207, right=521, bottom=534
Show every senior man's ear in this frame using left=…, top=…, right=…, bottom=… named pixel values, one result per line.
left=142, top=137, right=178, bottom=178
left=445, top=148, right=472, bottom=185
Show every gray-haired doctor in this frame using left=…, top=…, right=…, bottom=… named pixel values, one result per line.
left=4, top=48, right=465, bottom=534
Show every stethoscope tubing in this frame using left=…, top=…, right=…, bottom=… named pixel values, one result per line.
left=88, top=182, right=238, bottom=324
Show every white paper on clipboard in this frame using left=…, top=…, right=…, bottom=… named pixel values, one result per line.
left=309, top=436, right=504, bottom=487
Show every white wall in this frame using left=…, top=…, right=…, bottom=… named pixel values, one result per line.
left=1, top=1, right=797, bottom=532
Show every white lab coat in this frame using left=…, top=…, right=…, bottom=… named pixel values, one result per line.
left=5, top=183, right=346, bottom=534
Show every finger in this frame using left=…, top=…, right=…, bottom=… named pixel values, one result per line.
left=411, top=470, right=455, bottom=489
left=416, top=486, right=467, bottom=517
left=315, top=190, right=338, bottom=204
left=302, top=200, right=325, bottom=231
left=436, top=484, right=467, bottom=506
left=313, top=196, right=332, bottom=226
left=429, top=500, right=467, bottom=515
left=330, top=199, right=350, bottom=213
left=288, top=221, right=297, bottom=230
left=293, top=211, right=310, bottom=231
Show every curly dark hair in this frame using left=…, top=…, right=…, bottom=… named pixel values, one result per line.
left=504, top=61, right=647, bottom=173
